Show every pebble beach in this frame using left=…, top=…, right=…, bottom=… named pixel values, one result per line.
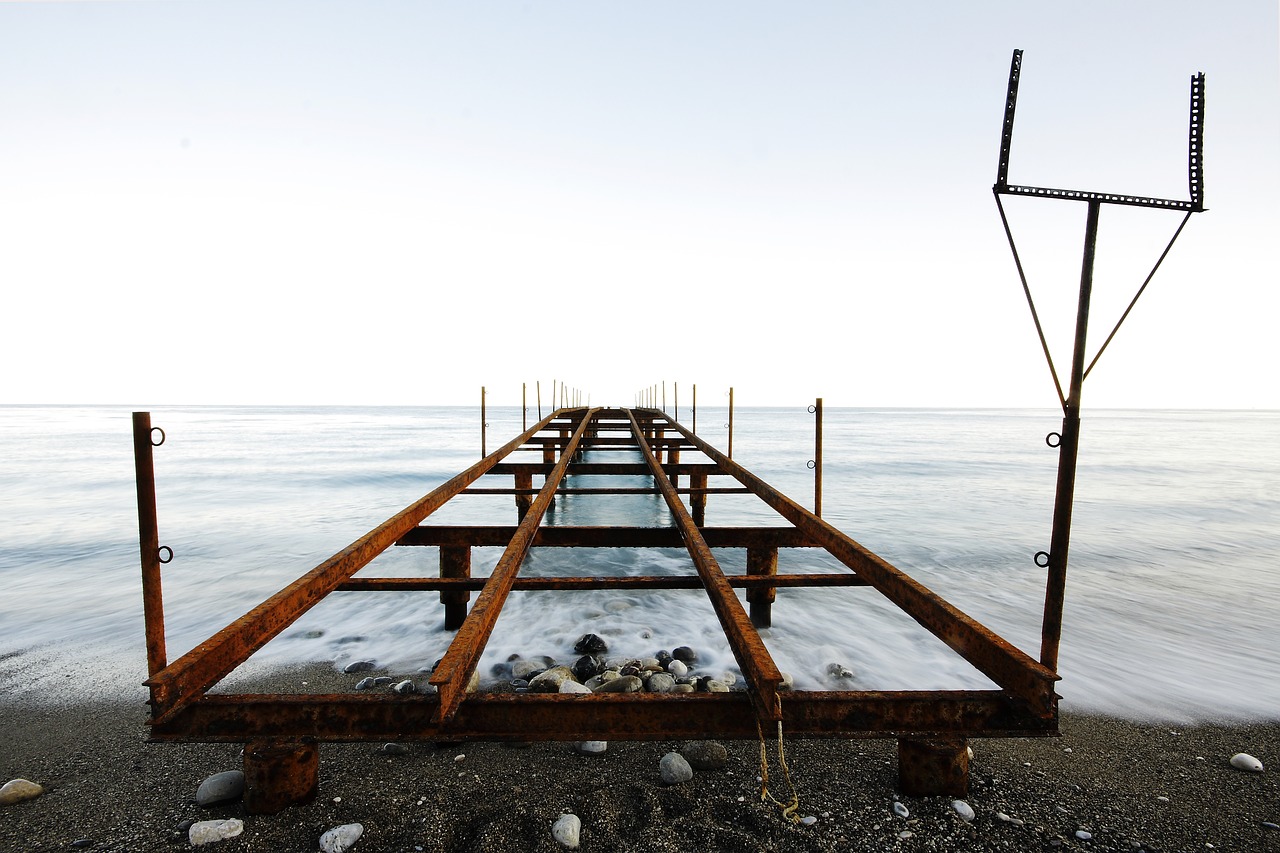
left=2, top=659, right=1277, bottom=853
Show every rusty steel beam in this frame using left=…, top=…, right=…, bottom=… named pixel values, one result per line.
left=626, top=409, right=784, bottom=723
left=338, top=573, right=869, bottom=592
left=664, top=416, right=1059, bottom=718
left=462, top=487, right=750, bottom=496
left=150, top=690, right=1057, bottom=743
left=489, top=462, right=722, bottom=476
left=428, top=409, right=598, bottom=723
left=144, top=411, right=563, bottom=724
left=397, top=525, right=818, bottom=548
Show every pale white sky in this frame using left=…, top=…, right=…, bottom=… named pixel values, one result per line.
left=1, top=1, right=1276, bottom=409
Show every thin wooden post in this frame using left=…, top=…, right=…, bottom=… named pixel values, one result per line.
left=480, top=386, right=487, bottom=458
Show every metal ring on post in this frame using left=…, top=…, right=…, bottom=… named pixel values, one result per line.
left=1034, top=551, right=1050, bottom=568
left=807, top=405, right=817, bottom=414
left=1045, top=432, right=1061, bottom=448
left=157, top=545, right=174, bottom=564
left=150, top=427, right=166, bottom=447
left=806, top=460, right=816, bottom=469
left=723, top=423, right=730, bottom=429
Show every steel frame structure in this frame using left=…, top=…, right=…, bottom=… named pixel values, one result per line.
left=134, top=406, right=1058, bottom=811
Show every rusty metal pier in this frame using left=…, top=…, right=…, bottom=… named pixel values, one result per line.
left=131, top=49, right=1207, bottom=815
left=134, top=405, right=1058, bottom=813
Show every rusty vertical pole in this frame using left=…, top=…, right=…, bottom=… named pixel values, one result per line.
left=244, top=739, right=319, bottom=814
left=440, top=545, right=472, bottom=630
left=480, top=386, right=487, bottom=458
left=514, top=471, right=533, bottom=522
left=691, top=469, right=707, bottom=527
left=746, top=546, right=778, bottom=628
left=1041, top=199, right=1099, bottom=673
left=537, top=381, right=543, bottom=421
left=693, top=384, right=698, bottom=435
left=727, top=387, right=735, bottom=460
left=662, top=381, right=666, bottom=412
left=132, top=412, right=168, bottom=677
left=522, top=383, right=527, bottom=433
left=813, top=397, right=824, bottom=518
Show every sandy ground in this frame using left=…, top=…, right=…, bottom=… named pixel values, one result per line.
left=1, top=662, right=1277, bottom=853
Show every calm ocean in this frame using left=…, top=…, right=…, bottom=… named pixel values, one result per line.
left=2, top=405, right=1277, bottom=722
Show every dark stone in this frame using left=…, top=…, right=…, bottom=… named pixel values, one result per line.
left=672, top=646, right=698, bottom=663
left=510, top=679, right=530, bottom=691
left=655, top=650, right=673, bottom=667
left=343, top=659, right=377, bottom=674
left=572, top=655, right=604, bottom=682
left=620, top=665, right=640, bottom=677
left=574, top=633, right=609, bottom=655
left=696, top=676, right=714, bottom=691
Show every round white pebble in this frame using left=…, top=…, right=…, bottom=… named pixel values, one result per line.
left=952, top=800, right=975, bottom=822
left=1076, top=830, right=1093, bottom=841
left=320, top=823, right=364, bottom=853
left=893, top=801, right=910, bottom=818
left=800, top=815, right=818, bottom=826
left=1230, top=752, right=1264, bottom=772
left=552, top=813, right=581, bottom=849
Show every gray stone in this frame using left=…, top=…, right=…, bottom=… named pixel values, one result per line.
left=704, top=680, right=730, bottom=693
left=670, top=683, right=695, bottom=694
left=559, top=679, right=592, bottom=694
left=343, top=660, right=377, bottom=674
left=647, top=673, right=676, bottom=694
left=681, top=740, right=729, bottom=770
left=529, top=666, right=578, bottom=692
left=379, top=743, right=409, bottom=755
left=573, top=741, right=608, bottom=755
left=659, top=752, right=694, bottom=785
left=392, top=679, right=416, bottom=694
left=585, top=671, right=619, bottom=690
left=511, top=660, right=545, bottom=680
left=195, top=770, right=244, bottom=807
left=592, top=675, right=643, bottom=694
left=354, top=677, right=376, bottom=690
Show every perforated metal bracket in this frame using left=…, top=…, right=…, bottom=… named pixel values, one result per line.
left=994, top=49, right=1206, bottom=212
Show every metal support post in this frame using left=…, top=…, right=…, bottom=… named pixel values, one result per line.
left=1040, top=200, right=1099, bottom=672
left=132, top=412, right=168, bottom=677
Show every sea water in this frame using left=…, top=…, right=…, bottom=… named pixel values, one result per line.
left=1, top=405, right=1277, bottom=722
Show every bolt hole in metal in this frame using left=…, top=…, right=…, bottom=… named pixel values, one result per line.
left=1045, top=432, right=1061, bottom=448
left=1034, top=551, right=1051, bottom=568
left=158, top=546, right=174, bottom=564
left=151, top=426, right=166, bottom=447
